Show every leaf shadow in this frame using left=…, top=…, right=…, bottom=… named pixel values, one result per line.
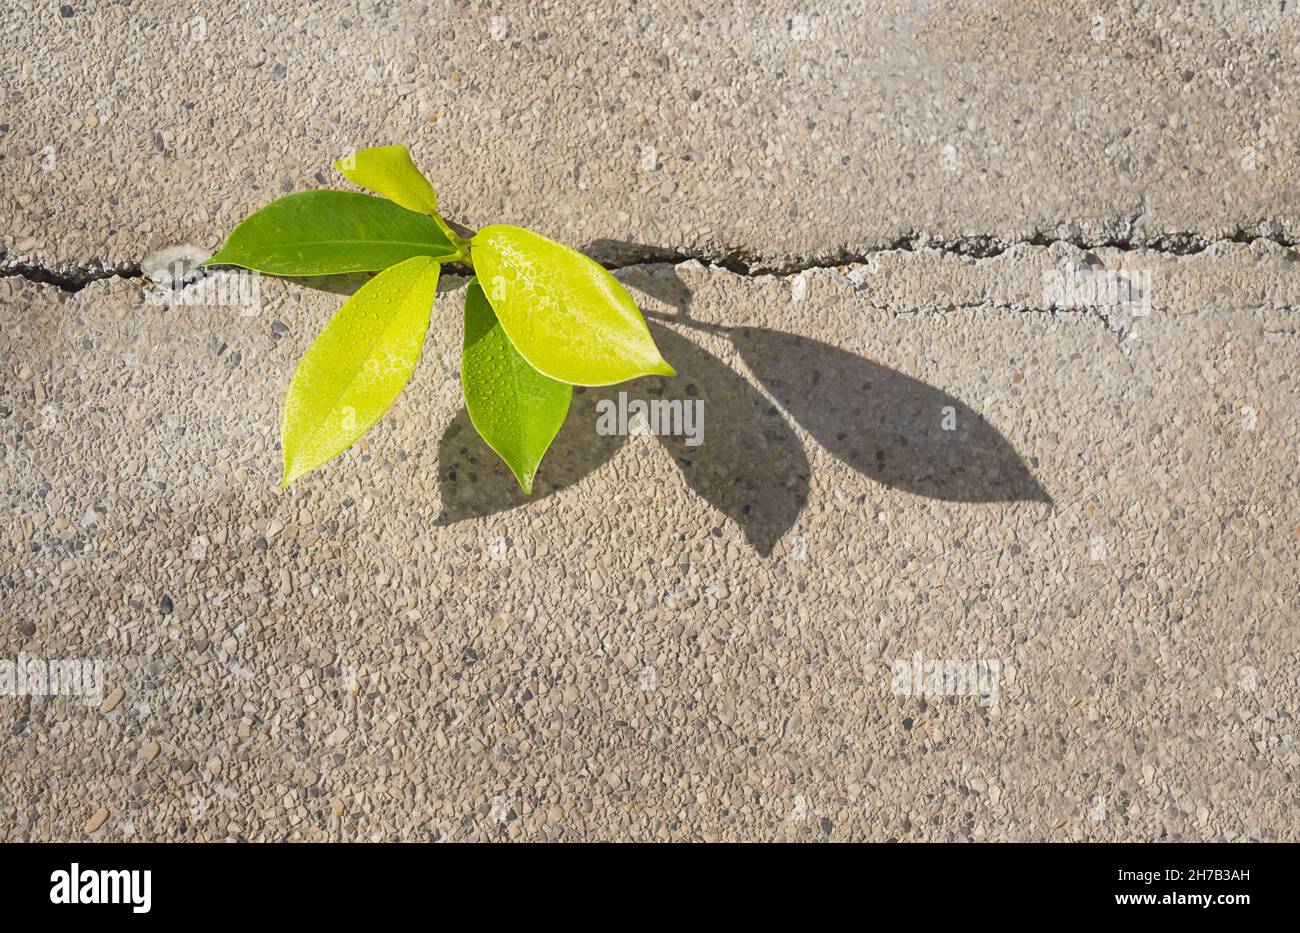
left=727, top=327, right=1051, bottom=504
left=281, top=271, right=376, bottom=297
left=283, top=270, right=472, bottom=299
left=643, top=323, right=811, bottom=557
left=433, top=323, right=811, bottom=556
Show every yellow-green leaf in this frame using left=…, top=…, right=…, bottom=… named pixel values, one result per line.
left=469, top=224, right=676, bottom=386
left=461, top=278, right=572, bottom=494
left=281, top=256, right=440, bottom=486
left=335, top=145, right=440, bottom=215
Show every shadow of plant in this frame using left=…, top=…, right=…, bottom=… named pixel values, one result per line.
left=728, top=326, right=1050, bottom=504
left=436, top=315, right=1048, bottom=554
left=282, top=271, right=376, bottom=297
left=642, top=323, right=810, bottom=556
left=435, top=323, right=810, bottom=556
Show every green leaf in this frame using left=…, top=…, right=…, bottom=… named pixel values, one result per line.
left=281, top=256, right=441, bottom=486
left=469, top=224, right=676, bottom=386
left=461, top=277, right=572, bottom=494
left=335, top=145, right=440, bottom=215
left=207, top=190, right=458, bottom=275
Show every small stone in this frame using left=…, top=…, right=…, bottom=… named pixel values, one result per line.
left=100, top=687, right=125, bottom=714
left=331, top=798, right=344, bottom=816
left=326, top=726, right=349, bottom=746
left=85, top=806, right=109, bottom=833
left=160, top=594, right=174, bottom=615
left=141, top=741, right=160, bottom=763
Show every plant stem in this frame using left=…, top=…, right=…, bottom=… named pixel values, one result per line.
left=432, top=211, right=471, bottom=262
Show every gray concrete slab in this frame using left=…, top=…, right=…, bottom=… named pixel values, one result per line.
left=2, top=247, right=1296, bottom=840
left=2, top=0, right=1299, bottom=278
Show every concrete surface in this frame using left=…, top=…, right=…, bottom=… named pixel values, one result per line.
left=2, top=245, right=1297, bottom=840
left=2, top=1, right=1300, bottom=277
left=1, top=1, right=1298, bottom=843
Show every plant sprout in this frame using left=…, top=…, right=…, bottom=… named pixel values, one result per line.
left=207, top=145, right=675, bottom=492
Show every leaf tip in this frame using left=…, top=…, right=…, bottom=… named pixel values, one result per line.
left=514, top=470, right=535, bottom=496
left=652, top=358, right=677, bottom=378
left=281, top=453, right=308, bottom=489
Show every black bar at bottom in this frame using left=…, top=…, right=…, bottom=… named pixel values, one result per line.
left=0, top=841, right=1283, bottom=918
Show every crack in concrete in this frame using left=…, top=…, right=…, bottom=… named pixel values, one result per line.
left=592, top=228, right=1299, bottom=275
left=3, top=228, right=1297, bottom=293
left=0, top=259, right=143, bottom=293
